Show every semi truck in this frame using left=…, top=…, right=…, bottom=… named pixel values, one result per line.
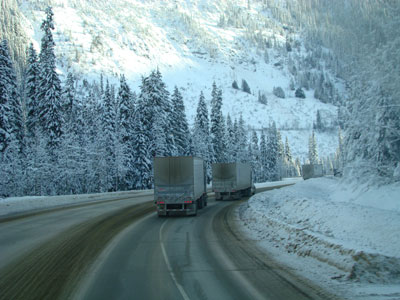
left=302, top=164, right=324, bottom=180
left=154, top=156, right=207, bottom=217
left=212, top=162, right=255, bottom=201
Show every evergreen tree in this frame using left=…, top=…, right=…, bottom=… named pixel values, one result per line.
left=232, top=80, right=239, bottom=90
left=139, top=70, right=171, bottom=159
left=235, top=115, right=248, bottom=163
left=193, top=91, right=212, bottom=182
left=154, top=69, right=175, bottom=156
left=0, top=40, right=14, bottom=153
left=259, top=130, right=267, bottom=182
left=62, top=72, right=75, bottom=125
left=308, top=130, right=319, bottom=164
left=266, top=122, right=279, bottom=181
left=225, top=114, right=235, bottom=162
left=241, top=79, right=251, bottom=94
left=277, top=130, right=285, bottom=178
left=116, top=74, right=135, bottom=190
left=285, top=137, right=292, bottom=163
left=251, top=130, right=262, bottom=182
left=315, top=110, right=324, bottom=131
left=101, top=80, right=117, bottom=191
left=25, top=43, right=40, bottom=142
left=374, top=92, right=400, bottom=176
left=132, top=95, right=152, bottom=189
left=210, top=82, right=225, bottom=162
left=0, top=39, right=24, bottom=196
left=335, top=128, right=344, bottom=173
left=37, top=7, right=63, bottom=152
left=171, top=86, right=190, bottom=156
left=295, top=87, right=306, bottom=98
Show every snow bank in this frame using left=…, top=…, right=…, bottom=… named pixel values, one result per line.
left=238, top=177, right=400, bottom=298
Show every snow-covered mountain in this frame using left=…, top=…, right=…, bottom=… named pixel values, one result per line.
left=17, top=0, right=341, bottom=160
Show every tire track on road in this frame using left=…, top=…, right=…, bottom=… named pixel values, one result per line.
left=0, top=201, right=155, bottom=300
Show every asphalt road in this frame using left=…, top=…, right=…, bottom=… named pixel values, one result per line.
left=0, top=185, right=339, bottom=300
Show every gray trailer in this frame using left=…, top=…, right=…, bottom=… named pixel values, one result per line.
left=154, top=156, right=207, bottom=217
left=302, top=164, right=324, bottom=180
left=212, top=162, right=255, bottom=200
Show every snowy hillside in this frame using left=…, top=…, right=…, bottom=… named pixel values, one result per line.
left=17, top=0, right=341, bottom=159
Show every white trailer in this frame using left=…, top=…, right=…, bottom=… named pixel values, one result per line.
left=154, top=156, right=207, bottom=217
left=212, top=162, right=255, bottom=201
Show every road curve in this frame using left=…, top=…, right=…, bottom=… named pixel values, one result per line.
left=0, top=185, right=339, bottom=300
left=76, top=187, right=339, bottom=300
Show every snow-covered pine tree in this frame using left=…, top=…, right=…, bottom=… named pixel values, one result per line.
left=116, top=74, right=135, bottom=190
left=276, top=130, right=285, bottom=178
left=373, top=91, right=400, bottom=177
left=0, top=40, right=13, bottom=154
left=235, top=115, right=248, bottom=163
left=251, top=130, right=262, bottom=182
left=132, top=91, right=152, bottom=189
left=154, top=69, right=174, bottom=156
left=210, top=82, right=225, bottom=162
left=83, top=88, right=103, bottom=193
left=25, top=43, right=40, bottom=143
left=315, top=110, right=324, bottom=131
left=266, top=122, right=280, bottom=181
left=61, top=72, right=75, bottom=125
left=283, top=136, right=292, bottom=177
left=171, top=86, right=190, bottom=156
left=308, top=130, right=319, bottom=165
left=295, top=157, right=301, bottom=176
left=259, top=130, right=267, bottom=182
left=0, top=39, right=24, bottom=196
left=24, top=44, right=44, bottom=195
left=37, top=7, right=63, bottom=153
left=225, top=114, right=235, bottom=162
left=57, top=73, right=83, bottom=195
left=103, top=80, right=118, bottom=191
left=334, top=128, right=344, bottom=173
left=192, top=91, right=212, bottom=182
left=139, top=70, right=171, bottom=159
left=220, top=113, right=227, bottom=162
left=285, top=137, right=292, bottom=164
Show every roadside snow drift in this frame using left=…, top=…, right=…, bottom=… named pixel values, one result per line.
left=238, top=177, right=400, bottom=298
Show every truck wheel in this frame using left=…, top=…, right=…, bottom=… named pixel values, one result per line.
left=198, top=199, right=203, bottom=209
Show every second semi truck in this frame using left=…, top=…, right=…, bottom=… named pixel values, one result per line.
left=212, top=162, right=255, bottom=200
left=154, top=156, right=207, bottom=217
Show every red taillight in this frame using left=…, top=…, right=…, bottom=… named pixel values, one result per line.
left=157, top=201, right=165, bottom=204
left=184, top=200, right=192, bottom=204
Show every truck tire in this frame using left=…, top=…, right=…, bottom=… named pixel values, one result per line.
left=198, top=198, right=203, bottom=209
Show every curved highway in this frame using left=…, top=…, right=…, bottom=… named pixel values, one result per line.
left=0, top=186, right=339, bottom=300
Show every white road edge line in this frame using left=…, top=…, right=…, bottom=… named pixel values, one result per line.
left=159, top=219, right=191, bottom=300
